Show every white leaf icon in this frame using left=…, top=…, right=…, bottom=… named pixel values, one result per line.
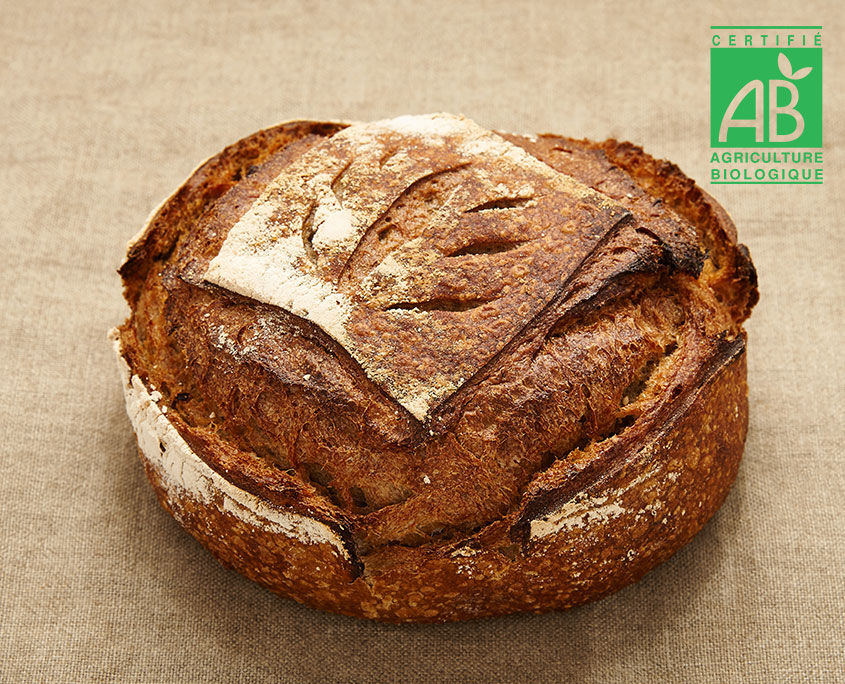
left=778, top=53, right=794, bottom=78
left=778, top=53, right=812, bottom=80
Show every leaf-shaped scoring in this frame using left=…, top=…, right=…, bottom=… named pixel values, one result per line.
left=791, top=65, right=812, bottom=80
left=778, top=52, right=794, bottom=79
left=206, top=114, right=630, bottom=421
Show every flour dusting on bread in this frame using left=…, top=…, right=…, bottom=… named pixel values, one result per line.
left=110, top=329, right=349, bottom=557
left=205, top=114, right=627, bottom=420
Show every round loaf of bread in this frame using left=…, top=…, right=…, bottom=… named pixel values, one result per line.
left=112, top=113, right=757, bottom=622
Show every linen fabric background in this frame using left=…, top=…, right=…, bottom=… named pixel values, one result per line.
left=1, top=1, right=842, bottom=682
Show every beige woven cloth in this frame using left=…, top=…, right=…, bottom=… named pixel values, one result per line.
left=1, top=0, right=842, bottom=681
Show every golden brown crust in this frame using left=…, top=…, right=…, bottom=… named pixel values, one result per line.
left=115, top=115, right=757, bottom=621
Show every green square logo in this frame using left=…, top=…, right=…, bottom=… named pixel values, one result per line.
left=711, top=47, right=822, bottom=147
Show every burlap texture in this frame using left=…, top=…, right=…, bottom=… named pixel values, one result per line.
left=1, top=0, right=842, bottom=681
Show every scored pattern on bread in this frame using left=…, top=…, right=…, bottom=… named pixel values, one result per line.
left=115, top=114, right=757, bottom=621
left=204, top=114, right=631, bottom=421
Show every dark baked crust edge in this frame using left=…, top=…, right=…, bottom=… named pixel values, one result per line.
left=119, top=120, right=349, bottom=308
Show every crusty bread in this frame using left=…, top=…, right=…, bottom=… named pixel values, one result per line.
left=112, top=114, right=757, bottom=622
